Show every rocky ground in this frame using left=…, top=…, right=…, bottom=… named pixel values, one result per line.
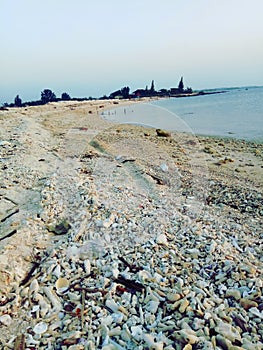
left=0, top=101, right=262, bottom=349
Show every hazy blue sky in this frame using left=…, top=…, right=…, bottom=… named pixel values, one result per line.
left=1, top=0, right=263, bottom=103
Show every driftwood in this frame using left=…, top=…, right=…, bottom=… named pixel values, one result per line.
left=14, top=334, right=25, bottom=350
left=118, top=255, right=143, bottom=273
left=114, top=276, right=145, bottom=293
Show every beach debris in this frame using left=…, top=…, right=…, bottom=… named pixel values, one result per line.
left=55, top=277, right=70, bottom=295
left=14, top=334, right=26, bottom=350
left=0, top=103, right=262, bottom=349
left=47, top=219, right=71, bottom=235
left=33, top=322, right=48, bottom=335
left=203, top=146, right=216, bottom=154
left=215, top=157, right=234, bottom=165
left=0, top=314, right=12, bottom=326
left=156, top=128, right=171, bottom=137
left=160, top=163, right=169, bottom=172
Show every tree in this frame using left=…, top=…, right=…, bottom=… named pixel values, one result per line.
left=150, top=80, right=155, bottom=93
left=61, top=92, right=71, bottom=100
left=41, top=89, right=56, bottom=104
left=120, top=86, right=130, bottom=99
left=14, top=95, right=22, bottom=107
left=178, top=77, right=184, bottom=92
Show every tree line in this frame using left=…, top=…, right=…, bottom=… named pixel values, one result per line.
left=2, top=89, right=90, bottom=108
left=2, top=77, right=194, bottom=109
left=109, top=77, right=193, bottom=99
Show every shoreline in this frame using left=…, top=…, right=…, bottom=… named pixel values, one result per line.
left=102, top=93, right=263, bottom=145
left=0, top=100, right=262, bottom=348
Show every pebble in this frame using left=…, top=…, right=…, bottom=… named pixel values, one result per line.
left=240, top=298, right=258, bottom=310
left=0, top=314, right=12, bottom=326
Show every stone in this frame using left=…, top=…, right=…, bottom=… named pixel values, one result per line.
left=226, top=289, right=241, bottom=301
left=216, top=334, right=232, bottom=350
left=215, top=322, right=241, bottom=342
left=240, top=298, right=258, bottom=310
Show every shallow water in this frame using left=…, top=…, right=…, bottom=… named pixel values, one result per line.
left=104, top=86, right=263, bottom=142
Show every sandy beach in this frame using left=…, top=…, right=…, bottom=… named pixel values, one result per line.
left=0, top=100, right=262, bottom=349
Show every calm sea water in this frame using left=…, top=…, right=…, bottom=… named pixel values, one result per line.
left=104, top=86, right=263, bottom=142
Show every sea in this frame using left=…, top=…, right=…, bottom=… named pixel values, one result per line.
left=103, top=86, right=263, bottom=143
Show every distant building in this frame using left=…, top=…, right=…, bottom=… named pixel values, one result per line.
left=170, top=88, right=180, bottom=95
left=132, top=89, right=148, bottom=98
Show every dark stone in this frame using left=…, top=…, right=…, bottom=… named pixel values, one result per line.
left=48, top=219, right=71, bottom=235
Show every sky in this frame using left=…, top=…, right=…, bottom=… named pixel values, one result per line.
left=1, top=0, right=263, bottom=104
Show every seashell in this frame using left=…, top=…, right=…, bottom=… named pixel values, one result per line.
left=166, top=292, right=181, bottom=302
left=255, top=278, right=263, bottom=288
left=144, top=288, right=160, bottom=304
left=108, top=326, right=122, bottom=337
left=144, top=311, right=156, bottom=326
left=145, top=300, right=159, bottom=314
left=192, top=318, right=205, bottom=330
left=33, top=321, right=48, bottom=335
left=160, top=163, right=168, bottom=172
left=101, top=315, right=114, bottom=327
left=242, top=338, right=262, bottom=350
left=29, top=279, right=39, bottom=293
left=208, top=240, right=217, bottom=254
left=118, top=305, right=129, bottom=316
left=43, top=286, right=62, bottom=311
left=31, top=305, right=40, bottom=315
left=66, top=245, right=80, bottom=260
left=103, top=213, right=115, bottom=228
left=215, top=334, right=232, bottom=350
left=174, top=329, right=199, bottom=345
left=225, top=288, right=241, bottom=301
left=179, top=298, right=190, bottom=313
left=83, top=259, right=91, bottom=274
left=171, top=299, right=181, bottom=311
left=156, top=233, right=168, bottom=246
left=248, top=307, right=263, bottom=319
left=182, top=345, right=192, bottom=350
left=174, top=277, right=184, bottom=293
left=108, top=339, right=127, bottom=350
left=105, top=299, right=121, bottom=314
left=39, top=298, right=50, bottom=318
left=68, top=292, right=81, bottom=302
left=120, top=325, right=131, bottom=342
left=0, top=314, right=12, bottom=326
left=49, top=320, right=62, bottom=332
left=186, top=248, right=199, bottom=259
left=112, top=312, right=125, bottom=324
left=239, top=264, right=256, bottom=275
left=131, top=325, right=143, bottom=341
left=112, top=268, right=119, bottom=279
left=32, top=292, right=44, bottom=302
left=26, top=334, right=40, bottom=346
left=55, top=277, right=69, bottom=294
left=52, top=264, right=61, bottom=278
left=214, top=321, right=241, bottom=342
left=101, top=345, right=115, bottom=350
left=20, top=287, right=29, bottom=298
left=78, top=239, right=105, bottom=260
left=142, top=333, right=164, bottom=350
left=138, top=269, right=152, bottom=282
